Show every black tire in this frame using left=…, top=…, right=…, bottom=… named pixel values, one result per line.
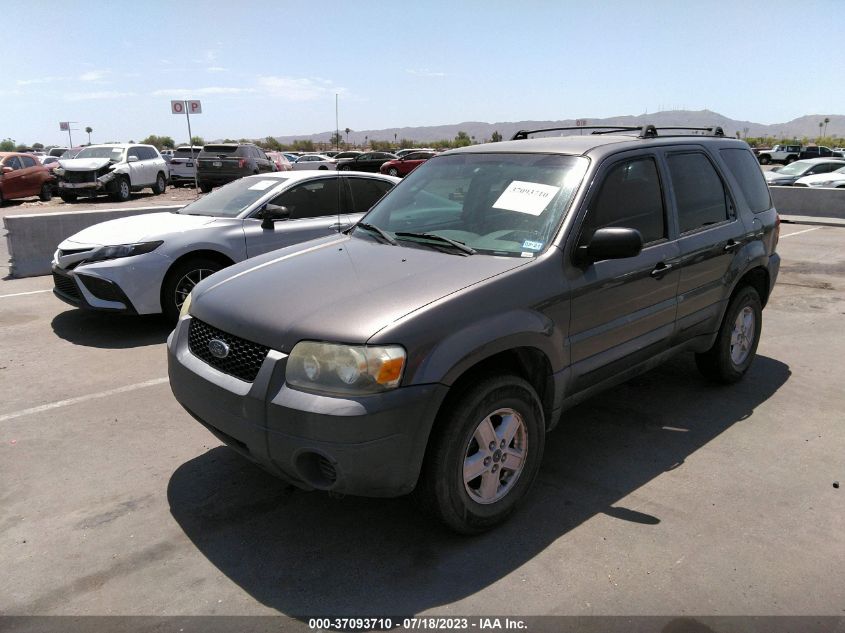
left=785, top=156, right=796, bottom=165
left=38, top=182, right=53, bottom=202
left=152, top=172, right=167, bottom=195
left=318, top=166, right=328, bottom=170
left=199, top=182, right=213, bottom=193
left=417, top=375, right=545, bottom=534
left=110, top=176, right=131, bottom=202
left=387, top=167, right=399, bottom=177
left=759, top=155, right=771, bottom=165
left=161, top=256, right=225, bottom=322
left=0, top=191, right=4, bottom=207
left=59, top=194, right=77, bottom=203
left=695, top=285, right=762, bottom=384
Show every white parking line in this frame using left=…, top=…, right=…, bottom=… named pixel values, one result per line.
left=0, top=289, right=52, bottom=299
left=780, top=227, right=822, bottom=239
left=0, top=377, right=169, bottom=423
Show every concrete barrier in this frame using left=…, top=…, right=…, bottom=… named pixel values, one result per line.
left=769, top=186, right=845, bottom=218
left=3, top=205, right=183, bottom=278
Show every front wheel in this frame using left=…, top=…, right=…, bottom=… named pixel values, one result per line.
left=39, top=183, right=53, bottom=202
left=59, top=194, right=77, bottom=203
left=417, top=375, right=545, bottom=534
left=152, top=172, right=167, bottom=195
left=695, top=285, right=762, bottom=383
left=161, top=257, right=224, bottom=322
left=110, top=176, right=131, bottom=202
left=387, top=167, right=399, bottom=177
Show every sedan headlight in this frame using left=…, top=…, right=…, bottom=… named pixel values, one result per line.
left=53, top=167, right=65, bottom=176
left=85, top=241, right=163, bottom=263
left=286, top=341, right=406, bottom=395
left=812, top=180, right=835, bottom=187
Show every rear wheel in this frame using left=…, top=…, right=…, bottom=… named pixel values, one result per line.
left=417, top=375, right=545, bottom=534
left=59, top=194, right=77, bottom=203
left=695, top=285, right=762, bottom=383
left=161, top=257, right=224, bottom=322
left=199, top=182, right=213, bottom=193
left=152, top=172, right=166, bottom=195
left=39, top=183, right=53, bottom=202
left=759, top=155, right=771, bottom=165
left=785, top=156, right=796, bottom=165
left=387, top=167, right=399, bottom=177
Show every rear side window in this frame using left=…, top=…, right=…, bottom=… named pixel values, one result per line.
left=21, top=156, right=37, bottom=168
left=4, top=156, right=23, bottom=170
left=347, top=177, right=394, bottom=212
left=666, top=152, right=730, bottom=233
left=719, top=148, right=771, bottom=214
left=582, top=157, right=666, bottom=245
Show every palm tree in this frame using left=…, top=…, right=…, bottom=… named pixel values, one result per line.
left=344, top=127, right=351, bottom=148
left=85, top=126, right=93, bottom=144
left=824, top=117, right=830, bottom=138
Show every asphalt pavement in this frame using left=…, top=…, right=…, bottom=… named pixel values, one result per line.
left=0, top=223, right=843, bottom=619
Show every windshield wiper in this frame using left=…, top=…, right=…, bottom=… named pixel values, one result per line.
left=394, top=231, right=476, bottom=255
left=354, top=222, right=398, bottom=245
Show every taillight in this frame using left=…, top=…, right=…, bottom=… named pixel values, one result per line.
left=238, top=158, right=246, bottom=168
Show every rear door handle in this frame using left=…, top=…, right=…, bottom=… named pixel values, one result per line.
left=724, top=239, right=742, bottom=252
left=650, top=262, right=674, bottom=278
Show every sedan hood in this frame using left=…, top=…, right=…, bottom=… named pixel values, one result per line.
left=191, top=234, right=531, bottom=350
left=58, top=157, right=112, bottom=171
left=794, top=173, right=845, bottom=186
left=61, top=212, right=217, bottom=247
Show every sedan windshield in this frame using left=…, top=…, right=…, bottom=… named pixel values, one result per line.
left=360, top=153, right=588, bottom=256
left=179, top=176, right=288, bottom=217
left=776, top=161, right=827, bottom=176
left=75, top=146, right=125, bottom=161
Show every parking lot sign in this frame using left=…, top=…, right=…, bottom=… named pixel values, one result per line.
left=59, top=121, right=69, bottom=131
left=170, top=100, right=202, bottom=191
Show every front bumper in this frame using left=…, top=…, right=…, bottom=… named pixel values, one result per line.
left=52, top=265, right=138, bottom=314
left=167, top=317, right=449, bottom=497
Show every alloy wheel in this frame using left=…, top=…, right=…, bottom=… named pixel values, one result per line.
left=174, top=268, right=215, bottom=310
left=730, top=306, right=756, bottom=365
left=463, top=407, right=528, bottom=504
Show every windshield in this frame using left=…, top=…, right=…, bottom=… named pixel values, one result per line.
left=76, top=146, right=125, bottom=161
left=178, top=176, right=288, bottom=217
left=777, top=161, right=817, bottom=176
left=360, top=153, right=588, bottom=257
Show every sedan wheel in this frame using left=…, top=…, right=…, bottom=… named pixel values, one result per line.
left=161, top=257, right=225, bottom=322
left=388, top=167, right=399, bottom=177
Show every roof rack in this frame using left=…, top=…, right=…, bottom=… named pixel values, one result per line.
left=510, top=125, right=725, bottom=140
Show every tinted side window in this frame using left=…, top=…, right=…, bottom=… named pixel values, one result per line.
left=719, top=148, right=771, bottom=213
left=666, top=152, right=730, bottom=233
left=4, top=157, right=23, bottom=170
left=582, top=157, right=666, bottom=244
left=271, top=178, right=340, bottom=219
left=347, top=178, right=393, bottom=212
left=21, top=156, right=37, bottom=168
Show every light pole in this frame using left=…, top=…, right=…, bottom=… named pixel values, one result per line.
left=335, top=93, right=339, bottom=152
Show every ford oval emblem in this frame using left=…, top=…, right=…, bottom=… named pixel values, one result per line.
left=208, top=338, right=230, bottom=359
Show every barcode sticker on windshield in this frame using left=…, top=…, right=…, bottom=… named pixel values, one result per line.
left=493, top=181, right=560, bottom=216
left=248, top=180, right=276, bottom=191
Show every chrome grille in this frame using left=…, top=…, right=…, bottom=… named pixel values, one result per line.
left=188, top=319, right=269, bottom=382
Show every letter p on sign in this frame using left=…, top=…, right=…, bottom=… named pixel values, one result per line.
left=171, top=100, right=202, bottom=115
left=188, top=100, right=202, bottom=114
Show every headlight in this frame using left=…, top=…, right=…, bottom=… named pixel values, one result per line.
left=286, top=341, right=406, bottom=395
left=179, top=292, right=192, bottom=318
left=85, top=241, right=163, bottom=263
left=53, top=167, right=65, bottom=176
left=813, top=181, right=834, bottom=187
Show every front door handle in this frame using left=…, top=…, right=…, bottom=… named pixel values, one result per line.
left=650, top=262, right=674, bottom=279
left=328, top=223, right=347, bottom=232
left=724, top=239, right=742, bottom=252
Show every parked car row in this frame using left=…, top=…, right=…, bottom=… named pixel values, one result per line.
left=763, top=158, right=845, bottom=186
left=52, top=125, right=781, bottom=534
left=757, top=144, right=845, bottom=165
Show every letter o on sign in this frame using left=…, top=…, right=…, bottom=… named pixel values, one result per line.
left=171, top=100, right=185, bottom=114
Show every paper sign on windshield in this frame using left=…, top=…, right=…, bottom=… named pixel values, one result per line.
left=493, top=181, right=560, bottom=216
left=248, top=180, right=276, bottom=191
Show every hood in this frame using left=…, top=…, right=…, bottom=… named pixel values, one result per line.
left=191, top=234, right=530, bottom=350
left=60, top=212, right=216, bottom=247
left=58, top=157, right=113, bottom=171
left=764, top=171, right=796, bottom=182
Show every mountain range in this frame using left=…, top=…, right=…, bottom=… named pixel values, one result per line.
left=272, top=110, right=845, bottom=145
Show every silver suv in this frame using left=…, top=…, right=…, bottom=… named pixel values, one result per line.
left=54, top=143, right=169, bottom=202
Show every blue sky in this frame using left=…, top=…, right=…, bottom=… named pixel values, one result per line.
left=3, top=0, right=844, bottom=146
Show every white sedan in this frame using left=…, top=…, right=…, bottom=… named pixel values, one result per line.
left=794, top=165, right=845, bottom=188
left=291, top=154, right=337, bottom=171
left=52, top=171, right=399, bottom=320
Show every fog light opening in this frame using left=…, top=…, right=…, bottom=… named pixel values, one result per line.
left=295, top=451, right=338, bottom=489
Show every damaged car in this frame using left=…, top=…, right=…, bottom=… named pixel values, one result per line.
left=53, top=143, right=169, bottom=203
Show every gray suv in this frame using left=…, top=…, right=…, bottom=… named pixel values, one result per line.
left=168, top=125, right=781, bottom=533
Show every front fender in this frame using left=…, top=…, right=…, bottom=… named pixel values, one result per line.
left=410, top=308, right=563, bottom=386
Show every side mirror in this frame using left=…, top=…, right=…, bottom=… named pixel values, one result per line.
left=128, top=155, right=139, bottom=163
left=260, top=204, right=290, bottom=229
left=1, top=166, right=12, bottom=174
left=575, top=227, right=643, bottom=265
